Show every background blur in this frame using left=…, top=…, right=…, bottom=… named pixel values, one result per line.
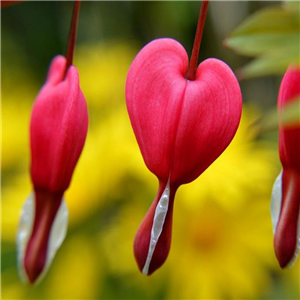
left=1, top=1, right=299, bottom=299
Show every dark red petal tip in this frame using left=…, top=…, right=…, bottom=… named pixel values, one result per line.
left=274, top=170, right=300, bottom=268
left=134, top=182, right=175, bottom=275
left=24, top=191, right=62, bottom=283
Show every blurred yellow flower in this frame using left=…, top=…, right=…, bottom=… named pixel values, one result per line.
left=1, top=172, right=31, bottom=242
left=45, top=235, right=102, bottom=299
left=1, top=92, right=31, bottom=171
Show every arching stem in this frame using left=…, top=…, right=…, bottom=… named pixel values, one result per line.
left=65, top=1, right=81, bottom=77
left=185, top=1, right=209, bottom=81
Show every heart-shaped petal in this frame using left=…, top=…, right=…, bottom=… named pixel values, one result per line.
left=126, top=38, right=242, bottom=186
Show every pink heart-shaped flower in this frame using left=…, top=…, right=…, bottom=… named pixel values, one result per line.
left=126, top=38, right=242, bottom=275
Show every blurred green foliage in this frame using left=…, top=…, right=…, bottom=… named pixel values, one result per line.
left=225, top=0, right=300, bottom=78
left=1, top=1, right=299, bottom=300
left=224, top=0, right=300, bottom=132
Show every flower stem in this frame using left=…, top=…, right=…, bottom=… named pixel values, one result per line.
left=65, top=1, right=81, bottom=76
left=185, top=1, right=209, bottom=81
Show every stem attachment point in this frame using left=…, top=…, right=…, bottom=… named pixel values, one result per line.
left=185, top=1, right=209, bottom=81
left=65, top=1, right=81, bottom=77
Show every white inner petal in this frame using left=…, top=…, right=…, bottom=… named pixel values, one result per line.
left=17, top=193, right=35, bottom=283
left=142, top=180, right=170, bottom=275
left=17, top=192, right=69, bottom=283
left=271, top=171, right=282, bottom=235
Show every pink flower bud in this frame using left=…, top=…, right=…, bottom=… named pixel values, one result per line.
left=126, top=38, right=242, bottom=275
left=30, top=55, right=88, bottom=193
left=17, top=55, right=88, bottom=283
left=271, top=66, right=300, bottom=268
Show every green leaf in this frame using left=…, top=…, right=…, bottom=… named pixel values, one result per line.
left=229, top=7, right=299, bottom=37
left=237, top=48, right=300, bottom=79
left=253, top=97, right=300, bottom=134
left=225, top=4, right=300, bottom=78
left=226, top=33, right=299, bottom=57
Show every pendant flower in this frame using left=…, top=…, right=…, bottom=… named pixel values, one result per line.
left=16, top=1, right=88, bottom=284
left=271, top=66, right=300, bottom=268
left=125, top=1, right=242, bottom=275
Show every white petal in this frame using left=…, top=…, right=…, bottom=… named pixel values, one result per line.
left=17, top=193, right=35, bottom=283
left=17, top=192, right=69, bottom=283
left=271, top=171, right=282, bottom=235
left=142, top=180, right=170, bottom=275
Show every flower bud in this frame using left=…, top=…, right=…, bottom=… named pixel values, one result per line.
left=17, top=55, right=88, bottom=283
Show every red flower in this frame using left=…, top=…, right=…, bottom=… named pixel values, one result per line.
left=30, top=56, right=88, bottom=194
left=271, top=66, right=300, bottom=268
left=17, top=55, right=88, bottom=283
left=126, top=1, right=242, bottom=275
left=19, top=56, right=88, bottom=282
left=125, top=37, right=242, bottom=275
left=16, top=1, right=85, bottom=284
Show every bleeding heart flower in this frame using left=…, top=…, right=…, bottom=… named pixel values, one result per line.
left=271, top=65, right=300, bottom=268
left=16, top=1, right=88, bottom=284
left=125, top=1, right=242, bottom=275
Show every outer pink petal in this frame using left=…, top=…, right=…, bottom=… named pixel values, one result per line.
left=126, top=38, right=188, bottom=182
left=172, top=58, right=242, bottom=185
left=30, top=55, right=88, bottom=193
left=126, top=38, right=242, bottom=186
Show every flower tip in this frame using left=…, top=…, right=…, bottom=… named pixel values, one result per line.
left=133, top=233, right=169, bottom=276
left=24, top=252, right=45, bottom=284
left=274, top=237, right=294, bottom=269
left=46, top=55, right=67, bottom=85
left=134, top=182, right=174, bottom=275
left=17, top=193, right=69, bottom=284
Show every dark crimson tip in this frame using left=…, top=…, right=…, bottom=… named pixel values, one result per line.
left=24, top=190, right=62, bottom=283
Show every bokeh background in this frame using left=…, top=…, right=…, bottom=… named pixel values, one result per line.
left=1, top=1, right=299, bottom=299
